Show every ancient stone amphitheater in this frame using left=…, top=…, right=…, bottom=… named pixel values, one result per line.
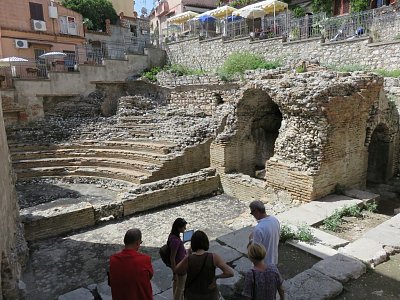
left=3, top=65, right=400, bottom=298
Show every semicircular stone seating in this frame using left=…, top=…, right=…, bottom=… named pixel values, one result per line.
left=8, top=139, right=177, bottom=185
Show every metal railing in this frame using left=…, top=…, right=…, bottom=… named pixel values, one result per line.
left=288, top=12, right=326, bottom=41
left=165, top=6, right=400, bottom=44
left=323, top=9, right=374, bottom=42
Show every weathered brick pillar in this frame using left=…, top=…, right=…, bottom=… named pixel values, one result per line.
left=105, top=19, right=111, bottom=35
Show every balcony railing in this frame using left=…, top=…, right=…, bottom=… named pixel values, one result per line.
left=165, top=6, right=400, bottom=44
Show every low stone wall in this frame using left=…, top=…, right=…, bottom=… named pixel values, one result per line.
left=20, top=169, right=220, bottom=241
left=167, top=35, right=400, bottom=72
left=123, top=171, right=220, bottom=215
left=0, top=95, right=26, bottom=298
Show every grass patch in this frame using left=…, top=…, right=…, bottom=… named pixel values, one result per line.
left=375, top=69, right=400, bottom=78
left=295, top=65, right=305, bottom=73
left=218, top=51, right=280, bottom=81
left=322, top=202, right=377, bottom=232
left=280, top=224, right=314, bottom=242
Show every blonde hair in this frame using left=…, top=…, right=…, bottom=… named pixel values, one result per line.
left=248, top=243, right=267, bottom=262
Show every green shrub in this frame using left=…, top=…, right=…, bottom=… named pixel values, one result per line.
left=296, top=224, right=314, bottom=242
left=350, top=0, right=369, bottom=12
left=322, top=211, right=342, bottom=232
left=365, top=201, right=378, bottom=213
left=218, top=52, right=280, bottom=80
left=280, top=224, right=314, bottom=242
left=292, top=6, right=306, bottom=18
left=142, top=67, right=161, bottom=82
left=341, top=204, right=362, bottom=217
left=280, top=224, right=296, bottom=242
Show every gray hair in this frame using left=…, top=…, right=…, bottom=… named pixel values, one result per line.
left=124, top=228, right=142, bottom=245
left=249, top=200, right=266, bottom=213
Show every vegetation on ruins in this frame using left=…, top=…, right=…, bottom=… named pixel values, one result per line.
left=142, top=67, right=162, bottom=82
left=376, top=69, right=400, bottom=78
left=62, top=0, right=118, bottom=31
left=217, top=52, right=280, bottom=81
left=280, top=224, right=314, bottom=242
left=141, top=64, right=205, bottom=82
left=322, top=202, right=378, bottom=232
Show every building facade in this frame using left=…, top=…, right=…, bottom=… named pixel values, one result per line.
left=150, top=0, right=217, bottom=43
left=110, top=0, right=136, bottom=17
left=0, top=0, right=85, bottom=60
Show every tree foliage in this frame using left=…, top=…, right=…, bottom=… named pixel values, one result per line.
left=350, top=0, right=369, bottom=12
left=312, top=0, right=333, bottom=16
left=62, top=0, right=118, bottom=31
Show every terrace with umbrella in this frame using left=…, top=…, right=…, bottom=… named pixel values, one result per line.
left=38, top=52, right=68, bottom=72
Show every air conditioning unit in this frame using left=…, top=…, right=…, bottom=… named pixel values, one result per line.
left=32, top=20, right=47, bottom=31
left=15, top=39, right=29, bottom=49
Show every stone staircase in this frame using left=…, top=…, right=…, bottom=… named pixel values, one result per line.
left=9, top=139, right=176, bottom=185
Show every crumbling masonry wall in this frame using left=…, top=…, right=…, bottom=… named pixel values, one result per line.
left=0, top=94, right=25, bottom=299
left=208, top=72, right=394, bottom=201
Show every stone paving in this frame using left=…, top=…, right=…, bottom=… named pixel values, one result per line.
left=23, top=190, right=400, bottom=300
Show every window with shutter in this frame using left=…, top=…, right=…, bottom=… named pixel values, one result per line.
left=29, top=2, right=44, bottom=21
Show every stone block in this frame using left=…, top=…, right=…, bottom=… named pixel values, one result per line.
left=287, top=240, right=338, bottom=259
left=96, top=280, right=111, bottom=300
left=312, top=253, right=366, bottom=283
left=217, top=226, right=253, bottom=255
left=232, top=257, right=253, bottom=275
left=338, top=238, right=388, bottom=267
left=310, top=228, right=349, bottom=249
left=209, top=241, right=243, bottom=263
left=362, top=214, right=400, bottom=249
left=277, top=207, right=325, bottom=226
left=283, top=269, right=343, bottom=300
left=58, top=288, right=94, bottom=300
left=216, top=268, right=243, bottom=299
left=343, top=189, right=380, bottom=203
left=154, top=288, right=172, bottom=300
left=152, top=258, right=173, bottom=292
left=152, top=280, right=162, bottom=295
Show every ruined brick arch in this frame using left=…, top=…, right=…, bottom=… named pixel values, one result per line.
left=367, top=123, right=393, bottom=183
left=236, top=88, right=283, bottom=178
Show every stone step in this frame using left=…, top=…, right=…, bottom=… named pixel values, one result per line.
left=11, top=148, right=169, bottom=164
left=8, top=139, right=176, bottom=154
left=15, top=166, right=149, bottom=184
left=13, top=157, right=160, bottom=174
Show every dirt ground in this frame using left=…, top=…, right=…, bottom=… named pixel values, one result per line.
left=319, top=211, right=390, bottom=242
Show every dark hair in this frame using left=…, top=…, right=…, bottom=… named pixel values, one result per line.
left=190, top=230, right=209, bottom=252
left=170, top=218, right=187, bottom=237
left=124, top=228, right=141, bottom=245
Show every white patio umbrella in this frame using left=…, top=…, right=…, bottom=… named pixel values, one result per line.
left=38, top=52, right=67, bottom=59
left=0, top=56, right=29, bottom=66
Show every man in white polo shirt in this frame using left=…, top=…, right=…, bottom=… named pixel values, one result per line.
left=248, top=200, right=280, bottom=265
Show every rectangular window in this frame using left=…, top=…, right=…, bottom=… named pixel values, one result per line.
left=29, top=2, right=44, bottom=21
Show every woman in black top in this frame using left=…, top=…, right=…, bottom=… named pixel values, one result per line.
left=175, top=230, right=234, bottom=300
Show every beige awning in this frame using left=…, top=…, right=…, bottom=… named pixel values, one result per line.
left=233, top=0, right=288, bottom=17
left=167, top=11, right=199, bottom=24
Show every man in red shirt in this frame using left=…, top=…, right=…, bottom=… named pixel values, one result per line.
left=109, top=228, right=154, bottom=300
